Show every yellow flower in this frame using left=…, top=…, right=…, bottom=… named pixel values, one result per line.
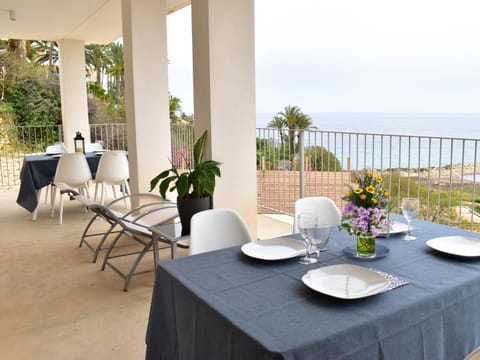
left=366, top=185, right=375, bottom=194
left=375, top=176, right=384, bottom=183
left=367, top=171, right=373, bottom=177
left=354, top=188, right=363, bottom=194
left=384, top=191, right=390, bottom=197
left=360, top=194, right=367, bottom=200
left=372, top=198, right=378, bottom=204
left=344, top=190, right=351, bottom=197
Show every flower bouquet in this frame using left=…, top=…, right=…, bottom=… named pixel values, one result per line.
left=339, top=171, right=390, bottom=257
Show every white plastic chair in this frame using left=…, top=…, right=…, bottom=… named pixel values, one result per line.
left=94, top=151, right=130, bottom=205
left=466, top=347, right=480, bottom=360
left=85, top=142, right=103, bottom=152
left=43, top=143, right=68, bottom=204
left=293, top=196, right=342, bottom=232
left=189, top=208, right=252, bottom=255
left=50, top=153, right=92, bottom=224
left=45, top=143, right=67, bottom=155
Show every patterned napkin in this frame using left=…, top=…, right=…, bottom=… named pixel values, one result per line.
left=370, top=268, right=410, bottom=293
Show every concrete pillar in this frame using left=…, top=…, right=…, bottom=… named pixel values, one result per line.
left=191, top=0, right=257, bottom=237
left=58, top=40, right=90, bottom=152
left=122, top=0, right=171, bottom=194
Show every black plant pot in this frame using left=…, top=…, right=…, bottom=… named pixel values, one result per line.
left=177, top=196, right=212, bottom=236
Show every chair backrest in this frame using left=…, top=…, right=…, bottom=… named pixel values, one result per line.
left=85, top=142, right=103, bottom=152
left=190, top=208, right=252, bottom=255
left=54, top=153, right=92, bottom=187
left=46, top=143, right=67, bottom=155
left=293, top=196, right=341, bottom=232
left=95, top=151, right=129, bottom=184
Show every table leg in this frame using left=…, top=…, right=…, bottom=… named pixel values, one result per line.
left=171, top=243, right=177, bottom=260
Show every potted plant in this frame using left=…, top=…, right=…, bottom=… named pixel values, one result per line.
left=150, top=130, right=221, bottom=235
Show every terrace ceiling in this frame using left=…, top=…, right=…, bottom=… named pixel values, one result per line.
left=0, top=0, right=190, bottom=44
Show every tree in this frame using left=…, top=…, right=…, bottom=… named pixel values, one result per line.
left=106, top=42, right=124, bottom=103
left=169, top=94, right=182, bottom=123
left=31, top=41, right=58, bottom=75
left=85, top=44, right=107, bottom=87
left=270, top=105, right=316, bottom=156
left=266, top=115, right=288, bottom=149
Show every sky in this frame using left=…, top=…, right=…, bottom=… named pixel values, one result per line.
left=166, top=0, right=480, bottom=115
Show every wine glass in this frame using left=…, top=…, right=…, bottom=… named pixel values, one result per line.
left=297, top=212, right=318, bottom=264
left=401, top=198, right=419, bottom=240
left=310, top=224, right=330, bottom=259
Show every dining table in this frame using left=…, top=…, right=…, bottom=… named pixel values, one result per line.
left=145, top=217, right=480, bottom=360
left=16, top=152, right=102, bottom=217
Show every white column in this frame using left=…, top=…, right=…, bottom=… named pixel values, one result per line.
left=191, top=0, right=257, bottom=237
left=58, top=40, right=90, bottom=152
left=122, top=0, right=171, bottom=194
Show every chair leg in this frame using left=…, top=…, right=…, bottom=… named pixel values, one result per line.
left=123, top=241, right=153, bottom=292
left=94, top=182, right=99, bottom=202
left=59, top=194, right=64, bottom=225
left=50, top=187, right=56, bottom=217
left=101, top=232, right=123, bottom=271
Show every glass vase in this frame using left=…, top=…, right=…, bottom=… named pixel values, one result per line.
left=356, top=234, right=376, bottom=258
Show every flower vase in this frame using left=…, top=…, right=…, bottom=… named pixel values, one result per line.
left=356, top=234, right=376, bottom=258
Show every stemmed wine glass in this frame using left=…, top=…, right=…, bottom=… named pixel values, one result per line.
left=310, top=224, right=330, bottom=258
left=297, top=212, right=318, bottom=264
left=401, top=198, right=419, bottom=240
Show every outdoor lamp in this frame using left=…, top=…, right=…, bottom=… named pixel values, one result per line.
left=74, top=131, right=85, bottom=153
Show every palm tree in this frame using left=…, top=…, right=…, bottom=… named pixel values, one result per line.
left=267, top=115, right=287, bottom=148
left=31, top=41, right=58, bottom=75
left=272, top=105, right=316, bottom=156
left=85, top=44, right=108, bottom=87
left=106, top=42, right=124, bottom=103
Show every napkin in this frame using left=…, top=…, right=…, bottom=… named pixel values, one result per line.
left=370, top=268, right=410, bottom=293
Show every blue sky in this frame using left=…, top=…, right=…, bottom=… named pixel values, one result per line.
left=167, top=0, right=480, bottom=115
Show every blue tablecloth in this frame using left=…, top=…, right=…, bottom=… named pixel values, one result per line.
left=145, top=218, right=480, bottom=360
left=16, top=153, right=101, bottom=213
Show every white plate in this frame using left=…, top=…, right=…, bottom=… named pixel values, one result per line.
left=426, top=235, right=480, bottom=257
left=302, top=264, right=389, bottom=299
left=378, top=221, right=410, bottom=237
left=241, top=238, right=305, bottom=260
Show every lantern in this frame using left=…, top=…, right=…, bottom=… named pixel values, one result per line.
left=74, top=131, right=85, bottom=153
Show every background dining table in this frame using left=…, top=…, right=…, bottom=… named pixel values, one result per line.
left=145, top=217, right=480, bottom=360
left=16, top=152, right=101, bottom=214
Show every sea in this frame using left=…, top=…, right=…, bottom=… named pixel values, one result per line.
left=256, top=113, right=480, bottom=169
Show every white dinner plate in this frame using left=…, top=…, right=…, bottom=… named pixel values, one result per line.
left=378, top=221, right=410, bottom=237
left=426, top=235, right=480, bottom=257
left=302, top=264, right=389, bottom=299
left=241, top=238, right=305, bottom=260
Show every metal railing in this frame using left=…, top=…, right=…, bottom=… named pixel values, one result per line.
left=2, top=123, right=479, bottom=232
left=256, top=128, right=480, bottom=232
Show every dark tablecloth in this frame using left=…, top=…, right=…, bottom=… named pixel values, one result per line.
left=145, top=218, right=480, bottom=360
left=16, top=153, right=101, bottom=213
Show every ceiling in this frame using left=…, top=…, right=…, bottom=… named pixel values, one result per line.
left=0, top=0, right=190, bottom=44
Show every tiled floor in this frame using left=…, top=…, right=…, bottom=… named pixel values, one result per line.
left=0, top=190, right=292, bottom=359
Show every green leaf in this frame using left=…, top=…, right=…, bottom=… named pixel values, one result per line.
left=176, top=174, right=190, bottom=198
left=193, top=130, right=207, bottom=168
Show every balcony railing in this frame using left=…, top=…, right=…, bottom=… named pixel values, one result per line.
left=1, top=123, right=479, bottom=232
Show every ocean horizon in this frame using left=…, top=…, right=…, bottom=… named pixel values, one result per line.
left=256, top=112, right=480, bottom=169
left=256, top=112, right=480, bottom=140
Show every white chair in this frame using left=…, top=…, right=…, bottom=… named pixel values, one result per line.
left=45, top=143, right=67, bottom=155
left=94, top=151, right=130, bottom=205
left=43, top=143, right=68, bottom=204
left=50, top=153, right=92, bottom=224
left=189, top=208, right=252, bottom=255
left=466, top=347, right=480, bottom=360
left=85, top=142, right=103, bottom=152
left=293, top=196, right=341, bottom=232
